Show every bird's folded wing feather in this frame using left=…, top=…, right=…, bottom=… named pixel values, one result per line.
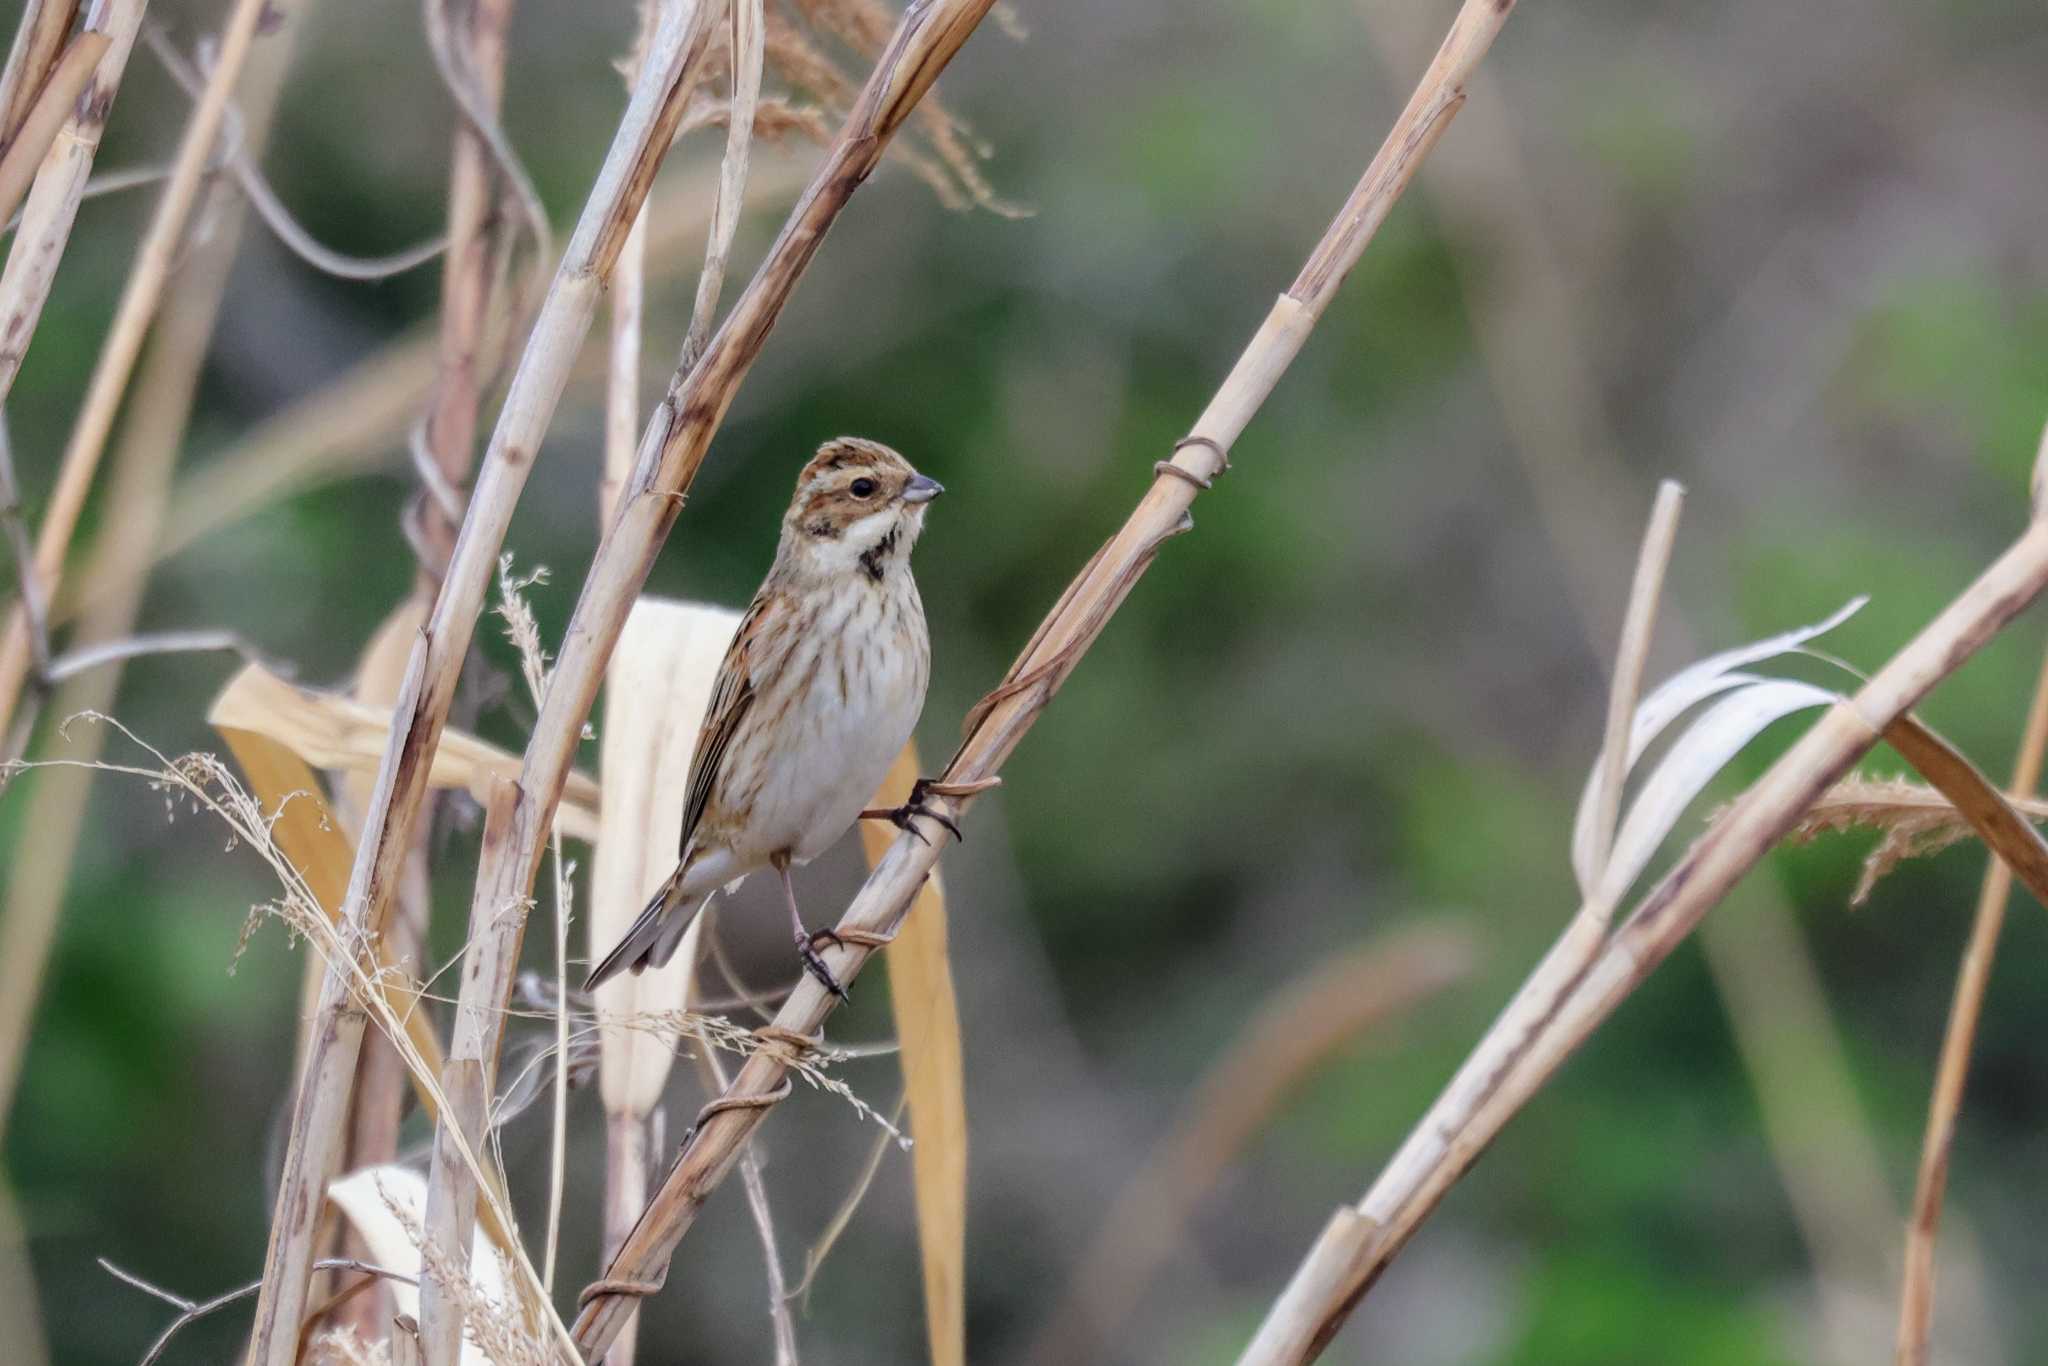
left=676, top=593, right=775, bottom=857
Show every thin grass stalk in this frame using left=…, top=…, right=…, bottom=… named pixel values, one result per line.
left=242, top=5, right=722, bottom=1356
left=1586, top=482, right=1681, bottom=893
left=0, top=0, right=146, bottom=419
left=0, top=0, right=79, bottom=144
left=572, top=2, right=1480, bottom=1350
left=1896, top=647, right=2048, bottom=1363
left=0, top=0, right=276, bottom=741
left=0, top=2, right=305, bottom=1136
left=1237, top=505, right=2048, bottom=1363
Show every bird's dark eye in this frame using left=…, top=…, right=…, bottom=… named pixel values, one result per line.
left=849, top=477, right=878, bottom=499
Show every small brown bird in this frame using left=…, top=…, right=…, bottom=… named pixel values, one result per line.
left=585, top=437, right=943, bottom=997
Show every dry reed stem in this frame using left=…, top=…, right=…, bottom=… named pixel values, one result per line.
left=414, top=0, right=517, bottom=582
left=1894, top=648, right=2048, bottom=1365
left=0, top=0, right=79, bottom=144
left=1884, top=717, right=2048, bottom=913
left=601, top=201, right=646, bottom=528
left=0, top=0, right=278, bottom=741
left=0, top=2, right=305, bottom=1138
left=248, top=3, right=724, bottom=1342
left=595, top=16, right=658, bottom=1348
left=0, top=25, right=109, bottom=231
left=1237, top=508, right=2048, bottom=1362
left=681, top=0, right=765, bottom=370
left=1027, top=926, right=1475, bottom=1366
left=1583, top=481, right=1682, bottom=900
left=572, top=0, right=1476, bottom=1349
left=417, top=775, right=534, bottom=1362
left=337, top=601, right=436, bottom=1343
left=420, top=1059, right=488, bottom=1366
left=0, top=0, right=145, bottom=424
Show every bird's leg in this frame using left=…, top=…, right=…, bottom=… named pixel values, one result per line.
left=775, top=856, right=847, bottom=1000
left=858, top=776, right=1000, bottom=845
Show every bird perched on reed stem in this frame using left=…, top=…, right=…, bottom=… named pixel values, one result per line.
left=585, top=437, right=944, bottom=998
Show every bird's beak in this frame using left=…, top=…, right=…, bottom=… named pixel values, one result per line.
left=902, top=473, right=944, bottom=504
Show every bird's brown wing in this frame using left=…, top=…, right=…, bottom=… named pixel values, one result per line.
left=676, top=593, right=774, bottom=859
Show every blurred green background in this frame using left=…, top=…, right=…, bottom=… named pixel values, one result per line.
left=5, top=0, right=2048, bottom=1361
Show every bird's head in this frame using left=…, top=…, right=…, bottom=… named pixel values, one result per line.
left=781, top=437, right=943, bottom=583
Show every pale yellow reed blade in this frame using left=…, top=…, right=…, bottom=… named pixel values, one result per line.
left=860, top=743, right=966, bottom=1366
left=592, top=597, right=742, bottom=1117
left=207, top=660, right=602, bottom=842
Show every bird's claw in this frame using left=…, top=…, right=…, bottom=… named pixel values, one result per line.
left=796, top=930, right=849, bottom=1000
left=859, top=776, right=969, bottom=844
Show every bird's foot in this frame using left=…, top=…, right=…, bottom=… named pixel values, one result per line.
left=858, top=776, right=999, bottom=844
left=796, top=928, right=849, bottom=1001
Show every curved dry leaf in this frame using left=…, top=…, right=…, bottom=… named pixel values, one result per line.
left=206, top=662, right=601, bottom=841
left=1595, top=679, right=1838, bottom=908
left=1572, top=597, right=1865, bottom=897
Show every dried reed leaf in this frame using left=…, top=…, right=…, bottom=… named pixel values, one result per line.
left=209, top=718, right=439, bottom=1077
left=207, top=662, right=601, bottom=842
left=859, top=743, right=965, bottom=1366
left=1572, top=597, right=1864, bottom=903
left=1787, top=776, right=2048, bottom=906
left=1884, top=716, right=2048, bottom=911
left=592, top=598, right=742, bottom=1117
left=326, top=1166, right=507, bottom=1366
left=1598, top=679, right=1838, bottom=907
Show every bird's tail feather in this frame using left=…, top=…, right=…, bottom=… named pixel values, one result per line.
left=584, top=864, right=706, bottom=991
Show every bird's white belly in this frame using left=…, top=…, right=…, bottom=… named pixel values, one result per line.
left=748, top=635, right=924, bottom=864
